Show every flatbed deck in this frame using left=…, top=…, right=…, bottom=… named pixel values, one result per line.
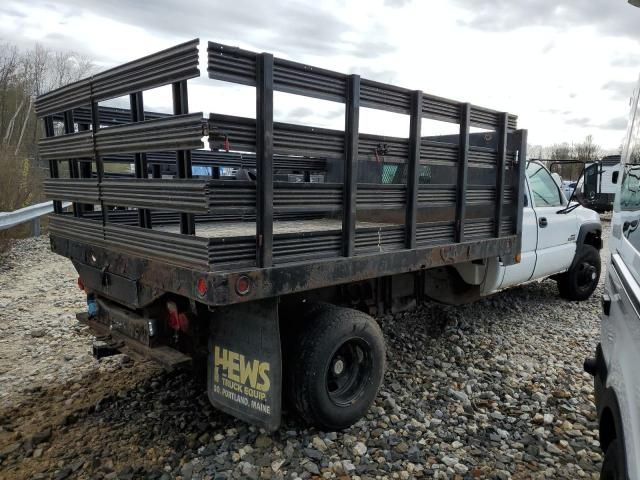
left=155, top=219, right=387, bottom=238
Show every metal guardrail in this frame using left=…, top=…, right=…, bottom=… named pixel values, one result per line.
left=0, top=201, right=71, bottom=236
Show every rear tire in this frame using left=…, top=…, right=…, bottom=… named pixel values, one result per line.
left=557, top=244, right=601, bottom=301
left=601, top=439, right=626, bottom=480
left=285, top=305, right=385, bottom=430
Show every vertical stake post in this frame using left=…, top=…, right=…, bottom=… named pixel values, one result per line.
left=343, top=74, right=360, bottom=257
left=406, top=90, right=422, bottom=249
left=456, top=103, right=471, bottom=243
left=44, top=116, right=62, bottom=214
left=172, top=80, right=195, bottom=235
left=62, top=110, right=81, bottom=217
left=256, top=53, right=274, bottom=267
left=495, top=112, right=509, bottom=237
left=77, top=122, right=94, bottom=213
left=514, top=128, right=528, bottom=242
left=90, top=100, right=108, bottom=224
left=130, top=91, right=152, bottom=228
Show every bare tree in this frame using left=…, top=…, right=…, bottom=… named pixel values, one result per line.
left=574, top=135, right=601, bottom=163
left=0, top=43, right=94, bottom=152
left=0, top=42, right=94, bottom=245
left=0, top=44, right=19, bottom=136
left=541, top=136, right=602, bottom=181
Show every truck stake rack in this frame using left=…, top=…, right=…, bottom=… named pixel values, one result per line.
left=36, top=38, right=526, bottom=309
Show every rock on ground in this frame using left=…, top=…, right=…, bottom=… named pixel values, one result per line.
left=0, top=223, right=608, bottom=479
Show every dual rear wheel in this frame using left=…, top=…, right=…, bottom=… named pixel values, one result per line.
left=284, top=305, right=386, bottom=430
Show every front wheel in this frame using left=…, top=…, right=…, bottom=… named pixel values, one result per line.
left=557, top=244, right=601, bottom=301
left=285, top=305, right=385, bottom=430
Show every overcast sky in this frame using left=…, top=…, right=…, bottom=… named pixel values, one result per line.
left=2, top=0, right=639, bottom=152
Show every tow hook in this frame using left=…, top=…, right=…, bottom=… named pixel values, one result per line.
left=583, top=357, right=597, bottom=376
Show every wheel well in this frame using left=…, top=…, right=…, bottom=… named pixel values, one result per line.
left=583, top=229, right=603, bottom=250
left=599, top=406, right=616, bottom=452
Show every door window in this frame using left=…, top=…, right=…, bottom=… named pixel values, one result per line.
left=620, top=165, right=640, bottom=252
left=526, top=162, right=563, bottom=207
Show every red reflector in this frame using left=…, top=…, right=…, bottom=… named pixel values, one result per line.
left=166, top=300, right=189, bottom=332
left=235, top=275, right=251, bottom=296
left=196, top=278, right=207, bottom=296
left=77, top=277, right=85, bottom=290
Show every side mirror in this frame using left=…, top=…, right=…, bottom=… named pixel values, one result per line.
left=612, top=171, right=619, bottom=184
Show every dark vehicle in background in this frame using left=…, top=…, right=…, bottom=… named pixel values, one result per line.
left=575, top=155, right=621, bottom=213
left=550, top=156, right=621, bottom=212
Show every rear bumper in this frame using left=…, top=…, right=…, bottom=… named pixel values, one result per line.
left=78, top=299, right=191, bottom=369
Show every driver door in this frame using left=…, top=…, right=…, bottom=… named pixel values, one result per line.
left=527, top=162, right=578, bottom=278
left=616, top=164, right=640, bottom=287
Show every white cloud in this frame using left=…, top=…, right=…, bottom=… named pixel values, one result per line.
left=1, top=0, right=637, bottom=150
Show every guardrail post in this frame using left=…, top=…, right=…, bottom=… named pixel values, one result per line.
left=494, top=112, right=508, bottom=237
left=456, top=103, right=471, bottom=243
left=343, top=74, right=360, bottom=257
left=43, top=116, right=62, bottom=215
left=32, top=217, right=41, bottom=237
left=172, top=80, right=196, bottom=235
left=256, top=53, right=274, bottom=267
left=130, top=91, right=152, bottom=228
left=406, top=90, right=422, bottom=249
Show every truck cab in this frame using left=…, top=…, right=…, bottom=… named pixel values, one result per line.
left=455, top=160, right=602, bottom=301
left=497, top=160, right=602, bottom=298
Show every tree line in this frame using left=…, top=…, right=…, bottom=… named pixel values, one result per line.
left=0, top=42, right=93, bottom=244
left=528, top=135, right=608, bottom=181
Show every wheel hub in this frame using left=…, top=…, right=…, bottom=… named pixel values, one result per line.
left=325, top=339, right=372, bottom=407
left=333, top=358, right=345, bottom=375
left=577, top=262, right=597, bottom=288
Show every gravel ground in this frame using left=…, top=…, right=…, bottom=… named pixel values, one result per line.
left=0, top=224, right=608, bottom=480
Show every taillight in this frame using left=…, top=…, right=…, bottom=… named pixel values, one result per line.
left=77, top=277, right=85, bottom=290
left=235, top=275, right=251, bottom=296
left=196, top=277, right=207, bottom=297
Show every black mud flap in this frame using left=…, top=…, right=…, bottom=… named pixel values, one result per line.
left=207, top=298, right=281, bottom=431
